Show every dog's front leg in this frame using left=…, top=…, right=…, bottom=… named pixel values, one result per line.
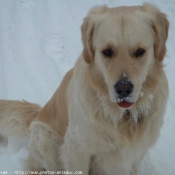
left=61, top=137, right=90, bottom=175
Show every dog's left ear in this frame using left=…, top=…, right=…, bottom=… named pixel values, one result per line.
left=143, top=3, right=169, bottom=61
left=81, top=5, right=108, bottom=63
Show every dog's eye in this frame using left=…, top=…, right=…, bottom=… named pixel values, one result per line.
left=102, top=49, right=113, bottom=58
left=134, top=48, right=145, bottom=58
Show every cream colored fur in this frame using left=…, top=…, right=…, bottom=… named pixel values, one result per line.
left=0, top=3, right=169, bottom=175
left=0, top=100, right=41, bottom=152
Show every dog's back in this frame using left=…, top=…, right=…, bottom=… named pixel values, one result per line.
left=0, top=100, right=41, bottom=138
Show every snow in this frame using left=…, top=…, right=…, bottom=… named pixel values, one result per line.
left=139, top=92, right=144, bottom=97
left=148, top=94, right=154, bottom=100
left=0, top=0, right=175, bottom=174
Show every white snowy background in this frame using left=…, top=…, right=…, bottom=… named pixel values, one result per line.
left=0, top=0, right=175, bottom=174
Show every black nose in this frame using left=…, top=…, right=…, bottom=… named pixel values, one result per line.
left=114, top=80, right=133, bottom=98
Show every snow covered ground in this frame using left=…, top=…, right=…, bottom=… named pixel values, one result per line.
left=0, top=0, right=175, bottom=174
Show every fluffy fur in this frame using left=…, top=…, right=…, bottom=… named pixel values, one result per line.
left=0, top=3, right=169, bottom=175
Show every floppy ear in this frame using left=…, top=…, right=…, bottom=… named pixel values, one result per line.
left=143, top=3, right=169, bottom=61
left=81, top=5, right=108, bottom=63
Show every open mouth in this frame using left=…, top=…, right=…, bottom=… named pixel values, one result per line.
left=117, top=97, right=133, bottom=108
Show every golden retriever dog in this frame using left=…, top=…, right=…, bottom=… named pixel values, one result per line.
left=0, top=3, right=169, bottom=175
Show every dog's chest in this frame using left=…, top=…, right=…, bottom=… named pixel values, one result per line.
left=90, top=144, right=141, bottom=175
left=88, top=116, right=148, bottom=175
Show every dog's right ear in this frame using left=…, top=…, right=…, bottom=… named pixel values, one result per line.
left=81, top=5, right=108, bottom=63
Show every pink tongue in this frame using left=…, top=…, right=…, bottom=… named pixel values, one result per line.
left=117, top=101, right=133, bottom=108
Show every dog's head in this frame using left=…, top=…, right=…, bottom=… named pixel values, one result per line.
left=81, top=4, right=169, bottom=109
